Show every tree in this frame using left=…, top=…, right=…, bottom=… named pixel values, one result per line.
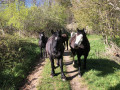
left=71, top=0, right=120, bottom=45
left=24, top=2, right=67, bottom=34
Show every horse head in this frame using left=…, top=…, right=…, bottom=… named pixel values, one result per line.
left=74, top=28, right=86, bottom=49
left=51, top=30, right=55, bottom=35
left=39, top=31, right=45, bottom=40
left=52, top=30, right=63, bottom=55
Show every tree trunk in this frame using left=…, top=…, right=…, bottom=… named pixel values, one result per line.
left=19, top=30, right=21, bottom=36
left=105, top=35, right=108, bottom=45
left=0, top=22, right=5, bottom=36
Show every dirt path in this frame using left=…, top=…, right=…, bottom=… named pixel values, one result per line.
left=20, top=49, right=88, bottom=90
left=64, top=50, right=88, bottom=90
left=20, top=58, right=46, bottom=90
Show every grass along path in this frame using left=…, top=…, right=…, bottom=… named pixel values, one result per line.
left=37, top=57, right=71, bottom=90
left=20, top=58, right=46, bottom=90
left=74, top=35, right=120, bottom=90
left=23, top=49, right=87, bottom=90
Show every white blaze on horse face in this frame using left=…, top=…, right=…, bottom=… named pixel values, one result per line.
left=55, top=37, right=58, bottom=40
left=41, top=34, right=43, bottom=36
left=75, top=34, right=83, bottom=46
left=39, top=34, right=43, bottom=39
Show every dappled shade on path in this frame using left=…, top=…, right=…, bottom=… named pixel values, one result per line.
left=63, top=50, right=88, bottom=90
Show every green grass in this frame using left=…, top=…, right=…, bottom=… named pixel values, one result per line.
left=1, top=34, right=120, bottom=90
left=37, top=59, right=71, bottom=90
left=74, top=35, right=120, bottom=90
left=0, top=35, right=40, bottom=89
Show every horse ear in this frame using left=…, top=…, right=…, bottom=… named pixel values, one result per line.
left=83, top=28, right=85, bottom=31
left=51, top=30, right=54, bottom=34
left=77, top=28, right=79, bottom=32
left=59, top=30, right=61, bottom=35
left=83, top=28, right=86, bottom=33
left=39, top=31, right=42, bottom=34
left=60, top=30, right=61, bottom=33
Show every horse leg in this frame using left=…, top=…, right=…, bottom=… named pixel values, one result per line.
left=43, top=48, right=45, bottom=58
left=72, top=51, right=75, bottom=65
left=50, top=56, right=55, bottom=77
left=77, top=54, right=81, bottom=77
left=40, top=47, right=43, bottom=57
left=43, top=48, right=46, bottom=58
left=64, top=41, right=65, bottom=47
left=73, top=55, right=75, bottom=65
left=44, top=47, right=47, bottom=58
left=66, top=40, right=68, bottom=50
left=84, top=55, right=88, bottom=69
left=59, top=58, right=66, bottom=81
left=45, top=50, right=47, bottom=58
left=56, top=59, right=59, bottom=67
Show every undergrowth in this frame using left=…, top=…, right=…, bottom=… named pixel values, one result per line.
left=0, top=35, right=40, bottom=89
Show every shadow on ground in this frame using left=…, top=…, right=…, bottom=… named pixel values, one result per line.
left=109, top=83, right=120, bottom=90
left=63, top=51, right=120, bottom=83
left=63, top=51, right=79, bottom=80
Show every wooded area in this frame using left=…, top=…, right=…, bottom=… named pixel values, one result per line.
left=0, top=0, right=120, bottom=89
left=0, top=0, right=120, bottom=44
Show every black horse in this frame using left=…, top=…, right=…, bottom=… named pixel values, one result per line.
left=62, top=34, right=69, bottom=50
left=69, top=28, right=90, bottom=77
left=46, top=30, right=66, bottom=81
left=38, top=32, right=48, bottom=58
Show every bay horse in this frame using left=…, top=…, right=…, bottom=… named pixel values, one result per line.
left=46, top=30, right=66, bottom=81
left=38, top=32, right=48, bottom=58
left=62, top=34, right=68, bottom=50
left=69, top=28, right=90, bottom=77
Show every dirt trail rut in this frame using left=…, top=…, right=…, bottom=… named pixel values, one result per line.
left=64, top=50, right=88, bottom=90
left=20, top=58, right=46, bottom=90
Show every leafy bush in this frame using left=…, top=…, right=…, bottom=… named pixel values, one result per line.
left=0, top=35, right=40, bottom=89
left=0, top=1, right=68, bottom=36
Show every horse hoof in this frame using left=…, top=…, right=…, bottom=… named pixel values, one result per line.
left=61, top=76, right=66, bottom=81
left=56, top=64, right=59, bottom=67
left=78, top=74, right=81, bottom=78
left=50, top=74, right=55, bottom=78
left=62, top=78, right=66, bottom=81
left=53, top=66, right=56, bottom=69
left=73, top=62, right=75, bottom=65
left=50, top=75, right=53, bottom=78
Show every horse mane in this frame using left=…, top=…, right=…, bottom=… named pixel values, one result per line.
left=82, top=32, right=89, bottom=45
left=69, top=35, right=76, bottom=48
